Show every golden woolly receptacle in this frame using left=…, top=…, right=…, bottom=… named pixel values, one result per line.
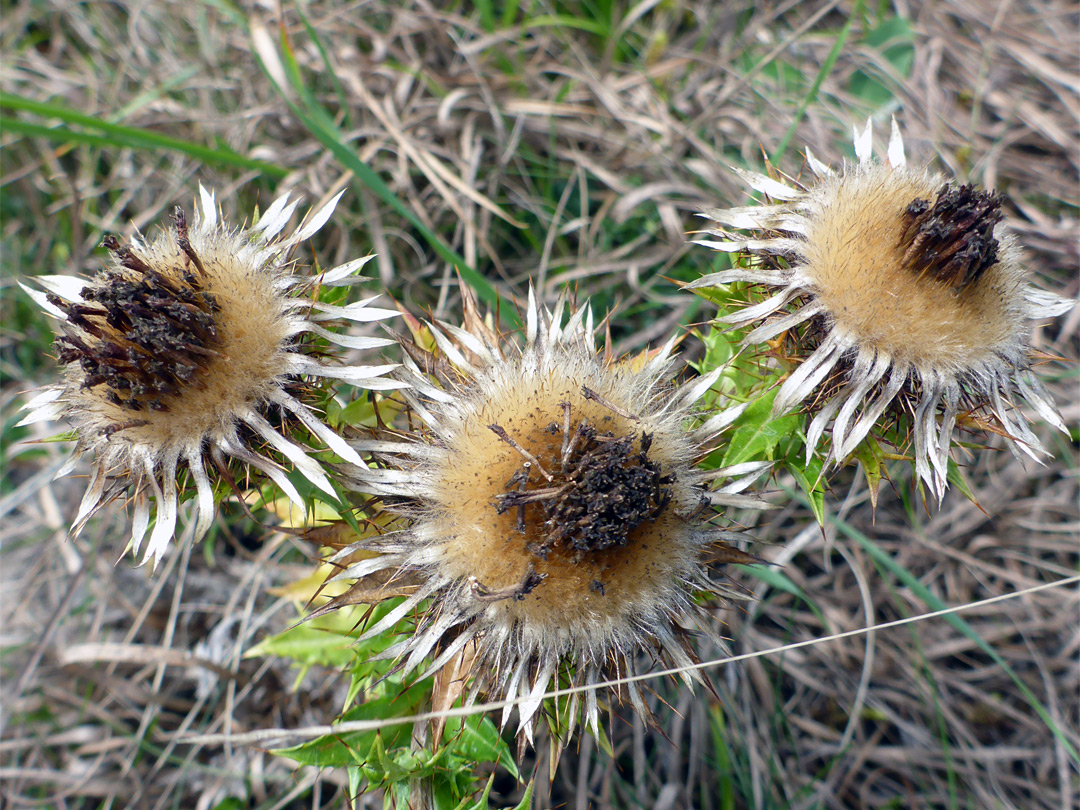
left=324, top=289, right=769, bottom=751
left=20, top=187, right=401, bottom=566
left=691, top=119, right=1074, bottom=500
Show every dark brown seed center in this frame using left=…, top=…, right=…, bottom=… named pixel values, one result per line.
left=491, top=399, right=672, bottom=563
left=52, top=208, right=221, bottom=413
left=545, top=429, right=671, bottom=553
left=898, top=183, right=1004, bottom=290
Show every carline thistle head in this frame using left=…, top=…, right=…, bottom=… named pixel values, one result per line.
left=319, top=287, right=769, bottom=752
left=21, top=187, right=401, bottom=565
left=691, top=119, right=1074, bottom=500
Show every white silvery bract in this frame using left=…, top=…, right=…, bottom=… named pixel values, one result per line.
left=20, top=187, right=402, bottom=567
left=691, top=119, right=1074, bottom=500
left=327, top=288, right=769, bottom=750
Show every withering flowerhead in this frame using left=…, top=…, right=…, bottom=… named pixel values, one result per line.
left=691, top=120, right=1073, bottom=499
left=326, top=288, right=768, bottom=750
left=21, top=187, right=401, bottom=565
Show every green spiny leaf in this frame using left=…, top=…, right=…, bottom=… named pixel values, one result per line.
left=722, top=388, right=802, bottom=467
left=784, top=445, right=826, bottom=526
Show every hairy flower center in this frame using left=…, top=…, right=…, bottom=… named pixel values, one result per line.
left=427, top=371, right=704, bottom=629
left=52, top=210, right=221, bottom=413
left=489, top=392, right=672, bottom=570
left=898, top=183, right=1003, bottom=290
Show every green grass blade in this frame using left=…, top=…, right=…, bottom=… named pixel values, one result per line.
left=110, top=66, right=202, bottom=122
left=251, top=29, right=516, bottom=322
left=524, top=15, right=610, bottom=37
left=771, top=0, right=862, bottom=164
left=293, top=5, right=355, bottom=130
left=0, top=93, right=288, bottom=177
left=500, top=0, right=520, bottom=28
left=1, top=116, right=148, bottom=152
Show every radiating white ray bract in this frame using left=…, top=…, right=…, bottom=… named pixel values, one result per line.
left=20, top=186, right=401, bottom=566
left=692, top=119, right=1074, bottom=500
left=332, top=288, right=769, bottom=748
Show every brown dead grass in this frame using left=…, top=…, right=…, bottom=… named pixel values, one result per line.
left=2, top=1, right=1077, bottom=808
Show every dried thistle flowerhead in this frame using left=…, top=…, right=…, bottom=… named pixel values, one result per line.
left=20, top=187, right=401, bottom=566
left=691, top=120, right=1074, bottom=499
left=323, top=288, right=768, bottom=751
